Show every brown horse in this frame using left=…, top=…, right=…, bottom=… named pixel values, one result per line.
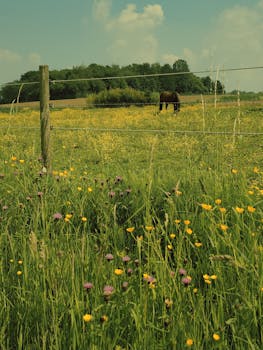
left=159, top=91, right=180, bottom=112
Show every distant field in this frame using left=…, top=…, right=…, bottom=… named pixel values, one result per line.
left=1, top=103, right=263, bottom=349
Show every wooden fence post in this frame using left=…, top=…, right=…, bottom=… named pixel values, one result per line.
left=39, top=65, right=51, bottom=172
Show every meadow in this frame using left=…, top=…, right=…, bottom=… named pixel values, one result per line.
left=0, top=101, right=263, bottom=349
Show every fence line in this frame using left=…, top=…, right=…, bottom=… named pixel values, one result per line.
left=1, top=125, right=262, bottom=137
left=1, top=65, right=263, bottom=87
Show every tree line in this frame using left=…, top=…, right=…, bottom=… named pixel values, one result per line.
left=0, top=59, right=224, bottom=104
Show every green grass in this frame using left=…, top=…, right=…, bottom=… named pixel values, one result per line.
left=0, top=104, right=263, bottom=349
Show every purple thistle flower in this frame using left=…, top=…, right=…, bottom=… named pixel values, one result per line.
left=181, top=277, right=192, bottom=286
left=127, top=268, right=133, bottom=276
left=122, top=281, right=129, bottom=291
left=108, top=191, right=116, bottom=198
left=122, top=255, right=131, bottom=263
left=179, top=268, right=187, bottom=276
left=83, top=282, right=93, bottom=291
left=103, top=285, right=114, bottom=296
left=53, top=212, right=63, bottom=220
left=105, top=253, right=114, bottom=261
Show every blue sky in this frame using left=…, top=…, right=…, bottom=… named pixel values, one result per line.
left=1, top=0, right=263, bottom=91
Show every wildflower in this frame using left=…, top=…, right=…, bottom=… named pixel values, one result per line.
left=186, top=228, right=193, bottom=235
left=83, top=314, right=93, bottom=322
left=194, top=242, right=202, bottom=247
left=248, top=190, right=254, bottom=195
left=213, top=333, right=220, bottom=341
left=122, top=256, right=131, bottom=263
left=203, top=274, right=210, bottom=280
left=18, top=260, right=23, bottom=265
left=247, top=206, right=256, bottom=213
left=165, top=298, right=173, bottom=309
left=122, top=281, right=129, bottom=291
left=167, top=244, right=173, bottom=250
left=231, top=169, right=238, bottom=174
left=253, top=166, right=260, bottom=173
left=105, top=253, right=114, bottom=261
left=193, top=288, right=198, bottom=294
left=81, top=216, right=87, bottom=222
left=103, top=285, right=114, bottom=301
left=83, top=282, right=93, bottom=291
left=219, top=207, right=226, bottom=213
left=220, top=224, right=228, bottom=231
left=10, top=259, right=14, bottom=263
left=77, top=186, right=82, bottom=191
left=114, top=268, right=124, bottom=276
left=179, top=268, right=187, bottom=276
left=210, top=275, right=217, bottom=280
left=235, top=206, right=244, bottom=214
left=19, top=160, right=25, bottom=164
left=37, top=191, right=44, bottom=198
left=201, top=203, right=212, bottom=211
left=174, top=219, right=181, bottom=224
left=175, top=190, right=182, bottom=196
left=108, top=191, right=116, bottom=198
left=145, top=226, right=154, bottom=231
left=87, top=187, right=93, bottom=192
left=53, top=212, right=63, bottom=220
left=184, top=220, right=191, bottom=225
left=169, top=233, right=176, bottom=239
left=143, top=274, right=156, bottom=284
left=215, top=199, right=222, bottom=205
left=126, top=227, right=135, bottom=233
left=11, top=156, right=17, bottom=161
left=100, top=315, right=108, bottom=323
left=127, top=268, right=133, bottom=276
left=186, top=338, right=194, bottom=347
left=17, top=271, right=22, bottom=276
left=181, top=276, right=192, bottom=286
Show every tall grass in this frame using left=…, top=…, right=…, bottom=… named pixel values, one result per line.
left=0, top=104, right=263, bottom=349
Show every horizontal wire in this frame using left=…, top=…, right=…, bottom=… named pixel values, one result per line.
left=1, top=65, right=263, bottom=87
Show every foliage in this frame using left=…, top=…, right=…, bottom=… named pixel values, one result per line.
left=87, top=88, right=158, bottom=107
left=0, top=104, right=262, bottom=349
left=0, top=59, right=224, bottom=103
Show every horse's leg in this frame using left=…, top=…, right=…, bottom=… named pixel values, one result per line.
left=166, top=103, right=168, bottom=110
left=159, top=103, right=163, bottom=111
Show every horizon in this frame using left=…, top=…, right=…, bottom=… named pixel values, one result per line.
left=1, top=0, right=263, bottom=92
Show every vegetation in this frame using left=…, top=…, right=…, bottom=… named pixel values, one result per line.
left=0, top=103, right=263, bottom=349
left=0, top=60, right=224, bottom=104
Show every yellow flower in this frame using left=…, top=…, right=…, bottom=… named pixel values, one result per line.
left=220, top=224, right=228, bottom=231
left=203, top=274, right=210, bottom=280
left=77, top=186, right=82, bottom=191
left=248, top=190, right=254, bottom=195
left=174, top=219, right=181, bottom=224
left=81, top=217, right=87, bottom=222
left=126, top=227, right=135, bottom=233
left=247, top=206, right=256, bottom=213
left=186, top=228, right=193, bottom=235
left=114, top=268, right=124, bottom=276
left=175, top=190, right=182, bottom=196
left=235, top=207, right=244, bottom=214
left=87, top=187, right=93, bottom=192
left=11, top=156, right=17, bottom=161
left=215, top=199, right=222, bottom=205
left=210, top=275, right=217, bottom=280
left=194, top=242, right=202, bottom=247
left=19, top=159, right=25, bottom=164
left=219, top=207, right=226, bottom=213
left=213, top=333, right=220, bottom=341
left=186, top=338, right=194, bottom=346
left=201, top=203, right=212, bottom=211
left=65, top=213, right=73, bottom=219
left=145, top=226, right=154, bottom=231
left=83, top=314, right=93, bottom=322
left=17, top=271, right=22, bottom=276
left=253, top=166, right=260, bottom=173
left=169, top=233, right=176, bottom=239
left=184, top=220, right=191, bottom=225
left=193, top=288, right=198, bottom=294
left=167, top=244, right=173, bottom=250
left=18, top=260, right=23, bottom=265
left=205, top=279, right=212, bottom=284
left=100, top=315, right=108, bottom=323
left=231, top=169, right=238, bottom=174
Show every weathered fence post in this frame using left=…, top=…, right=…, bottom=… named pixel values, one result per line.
left=39, top=65, right=51, bottom=172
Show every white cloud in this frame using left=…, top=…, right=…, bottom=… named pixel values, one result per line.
left=183, top=1, right=263, bottom=91
left=0, top=49, right=21, bottom=63
left=161, top=54, right=179, bottom=65
left=93, top=0, right=112, bottom=20
left=107, top=4, right=164, bottom=31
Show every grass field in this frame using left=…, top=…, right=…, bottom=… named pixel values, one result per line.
left=0, top=102, right=263, bottom=349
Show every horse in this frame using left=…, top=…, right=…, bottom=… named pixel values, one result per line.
left=159, top=91, right=180, bottom=113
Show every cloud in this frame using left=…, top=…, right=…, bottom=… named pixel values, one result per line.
left=107, top=4, right=163, bottom=31
left=93, top=0, right=112, bottom=20
left=161, top=54, right=179, bottom=65
left=178, top=1, right=263, bottom=91
left=0, top=49, right=21, bottom=63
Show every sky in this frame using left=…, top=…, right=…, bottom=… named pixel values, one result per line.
left=0, top=0, right=263, bottom=92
